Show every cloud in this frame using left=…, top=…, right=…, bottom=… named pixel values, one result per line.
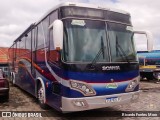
left=85, top=0, right=160, bottom=50
left=0, top=0, right=159, bottom=50
left=73, top=0, right=159, bottom=50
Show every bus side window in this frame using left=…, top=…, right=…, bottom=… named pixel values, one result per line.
left=47, top=10, right=58, bottom=63
left=48, top=28, right=60, bottom=63
left=48, top=51, right=60, bottom=63
left=48, top=28, right=53, bottom=62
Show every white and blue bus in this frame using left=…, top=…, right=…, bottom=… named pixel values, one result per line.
left=8, top=2, right=140, bottom=112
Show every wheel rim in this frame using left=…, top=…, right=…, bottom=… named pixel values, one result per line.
left=38, top=86, right=44, bottom=104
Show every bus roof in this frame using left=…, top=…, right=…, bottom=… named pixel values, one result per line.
left=36, top=2, right=130, bottom=25
left=12, top=2, right=130, bottom=45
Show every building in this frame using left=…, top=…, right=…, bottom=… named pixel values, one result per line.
left=0, top=47, right=9, bottom=76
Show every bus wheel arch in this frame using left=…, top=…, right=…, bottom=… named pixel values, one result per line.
left=36, top=77, right=48, bottom=109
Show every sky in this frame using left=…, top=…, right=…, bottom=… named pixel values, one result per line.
left=0, top=0, right=159, bottom=50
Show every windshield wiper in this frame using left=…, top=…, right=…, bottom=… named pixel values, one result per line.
left=116, top=35, right=130, bottom=64
left=87, top=37, right=106, bottom=69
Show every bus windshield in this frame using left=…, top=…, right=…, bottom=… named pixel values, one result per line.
left=63, top=19, right=109, bottom=62
left=62, top=19, right=137, bottom=63
left=108, top=23, right=137, bottom=62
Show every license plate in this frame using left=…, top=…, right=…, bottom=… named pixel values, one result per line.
left=106, top=97, right=120, bottom=103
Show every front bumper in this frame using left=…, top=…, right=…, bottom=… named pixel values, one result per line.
left=0, top=88, right=9, bottom=96
left=61, top=91, right=140, bottom=112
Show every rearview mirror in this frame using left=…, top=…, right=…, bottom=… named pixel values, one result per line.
left=49, top=20, right=63, bottom=50
left=133, top=31, right=153, bottom=52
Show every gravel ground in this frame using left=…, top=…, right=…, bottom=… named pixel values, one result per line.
left=0, top=80, right=160, bottom=120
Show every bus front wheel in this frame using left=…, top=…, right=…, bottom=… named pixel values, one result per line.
left=37, top=83, right=48, bottom=109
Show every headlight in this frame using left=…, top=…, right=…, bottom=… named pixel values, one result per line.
left=70, top=80, right=96, bottom=96
left=125, top=79, right=139, bottom=92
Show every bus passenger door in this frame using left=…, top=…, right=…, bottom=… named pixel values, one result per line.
left=46, top=27, right=62, bottom=110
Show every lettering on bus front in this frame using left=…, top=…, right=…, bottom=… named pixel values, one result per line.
left=102, top=66, right=120, bottom=71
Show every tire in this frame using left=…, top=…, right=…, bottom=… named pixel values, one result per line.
left=140, top=73, right=146, bottom=80
left=153, top=72, right=160, bottom=81
left=145, top=73, right=154, bottom=80
left=140, top=75, right=144, bottom=80
left=37, top=83, right=48, bottom=109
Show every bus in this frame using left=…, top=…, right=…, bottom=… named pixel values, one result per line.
left=8, top=2, right=140, bottom=112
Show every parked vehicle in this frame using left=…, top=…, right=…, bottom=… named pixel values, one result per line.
left=138, top=50, right=160, bottom=80
left=0, top=69, right=9, bottom=100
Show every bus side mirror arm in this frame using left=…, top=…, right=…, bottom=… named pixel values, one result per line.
left=133, top=31, right=154, bottom=52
